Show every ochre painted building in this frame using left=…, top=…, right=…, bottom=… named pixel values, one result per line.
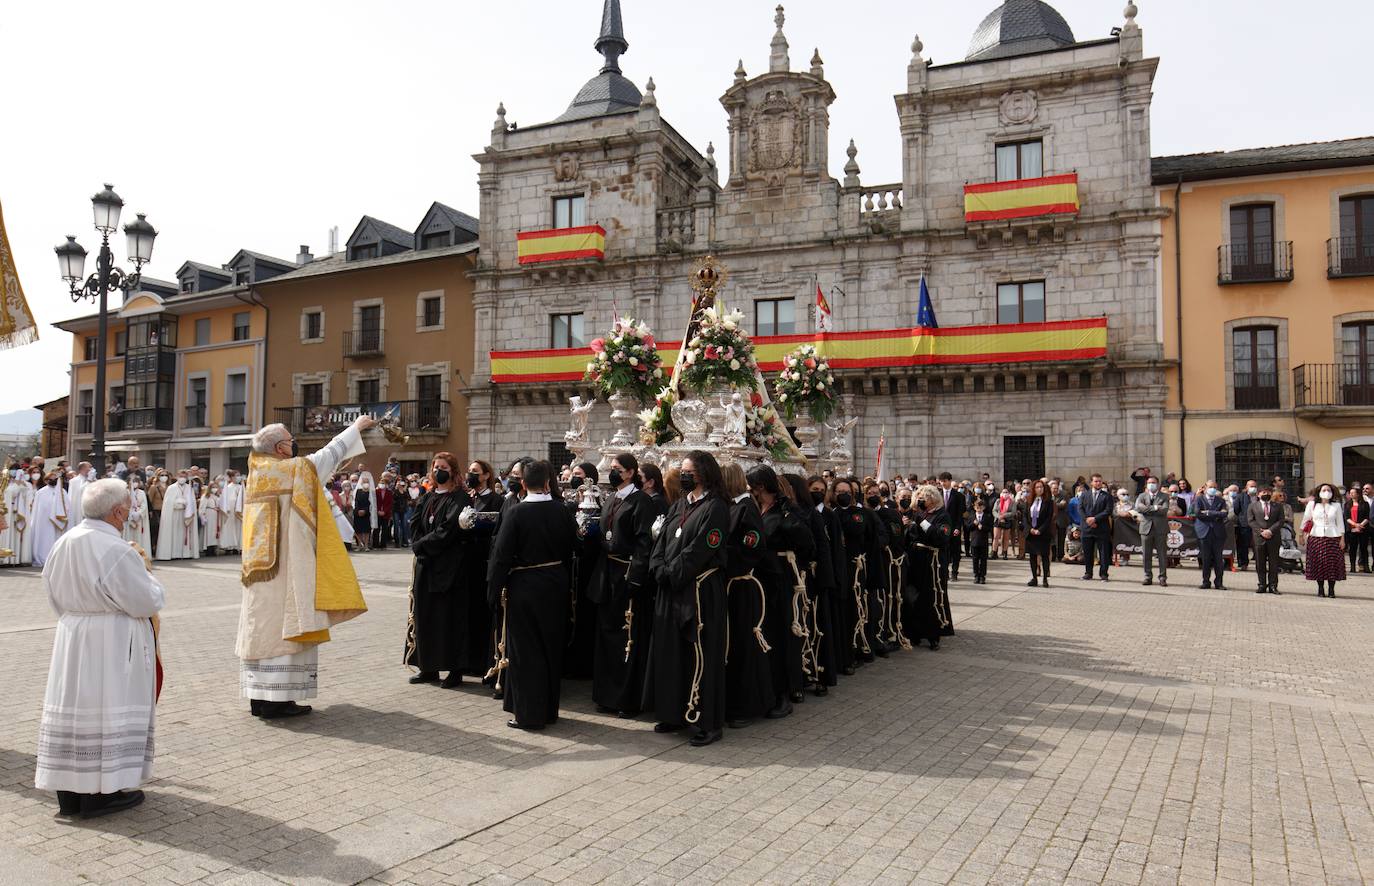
left=256, top=205, right=478, bottom=478
left=1155, top=137, right=1374, bottom=490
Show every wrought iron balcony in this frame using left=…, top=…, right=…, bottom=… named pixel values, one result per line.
left=74, top=413, right=93, bottom=435
left=184, top=404, right=207, bottom=428
left=1294, top=363, right=1374, bottom=426
left=1217, top=241, right=1293, bottom=284
left=273, top=400, right=450, bottom=437
left=223, top=401, right=247, bottom=426
left=343, top=328, right=385, bottom=358
left=1328, top=237, right=1374, bottom=278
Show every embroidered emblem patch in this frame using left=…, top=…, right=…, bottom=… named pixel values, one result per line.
left=706, top=528, right=722, bottom=548
left=742, top=530, right=760, bottom=549
left=852, top=514, right=863, bottom=523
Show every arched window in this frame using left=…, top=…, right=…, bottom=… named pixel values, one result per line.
left=1215, top=439, right=1304, bottom=492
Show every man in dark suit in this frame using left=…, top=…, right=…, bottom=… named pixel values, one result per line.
left=1246, top=487, right=1285, bottom=594
left=1194, top=481, right=1229, bottom=590
left=1078, top=473, right=1113, bottom=581
left=938, top=472, right=965, bottom=581
left=1233, top=480, right=1256, bottom=571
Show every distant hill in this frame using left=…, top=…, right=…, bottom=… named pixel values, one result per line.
left=0, top=409, right=41, bottom=435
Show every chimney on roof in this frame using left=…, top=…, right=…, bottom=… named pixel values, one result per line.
left=296, top=244, right=313, bottom=265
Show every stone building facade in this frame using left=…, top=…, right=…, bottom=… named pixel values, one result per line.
left=468, top=0, right=1168, bottom=482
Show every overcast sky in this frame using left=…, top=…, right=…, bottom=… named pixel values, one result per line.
left=1, top=0, right=1367, bottom=415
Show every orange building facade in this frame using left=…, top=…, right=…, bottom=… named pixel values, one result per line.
left=1156, top=138, right=1374, bottom=489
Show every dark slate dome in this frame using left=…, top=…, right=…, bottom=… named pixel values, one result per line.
left=966, top=0, right=1075, bottom=61
left=555, top=72, right=642, bottom=123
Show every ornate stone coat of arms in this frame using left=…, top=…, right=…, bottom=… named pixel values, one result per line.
left=747, top=90, right=804, bottom=186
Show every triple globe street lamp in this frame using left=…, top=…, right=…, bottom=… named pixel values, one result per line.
left=54, top=184, right=158, bottom=475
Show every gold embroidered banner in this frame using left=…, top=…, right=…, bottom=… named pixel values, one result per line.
left=0, top=197, right=38, bottom=350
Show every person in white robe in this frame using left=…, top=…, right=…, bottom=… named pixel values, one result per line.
left=237, top=417, right=374, bottom=718
left=2, top=470, right=36, bottom=566
left=154, top=474, right=200, bottom=561
left=35, top=478, right=165, bottom=818
left=219, top=472, right=243, bottom=553
left=66, top=462, right=93, bottom=527
left=123, top=479, right=153, bottom=553
left=199, top=483, right=222, bottom=554
left=31, top=473, right=69, bottom=568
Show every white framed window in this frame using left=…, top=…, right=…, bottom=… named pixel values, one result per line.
left=417, top=290, right=445, bottom=332
left=300, top=307, right=325, bottom=344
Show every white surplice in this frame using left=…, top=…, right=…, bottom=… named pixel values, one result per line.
left=31, top=482, right=69, bottom=568
left=2, top=477, right=35, bottom=565
left=154, top=482, right=200, bottom=561
left=35, top=518, right=166, bottom=794
left=122, top=488, right=153, bottom=553
left=219, top=481, right=243, bottom=552
left=66, top=475, right=87, bottom=526
left=239, top=426, right=364, bottom=702
left=199, top=491, right=221, bottom=551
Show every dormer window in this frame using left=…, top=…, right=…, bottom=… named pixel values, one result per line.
left=421, top=230, right=451, bottom=250
left=350, top=243, right=379, bottom=261
left=553, top=195, right=587, bottom=229
left=180, top=278, right=195, bottom=293
left=233, top=269, right=250, bottom=285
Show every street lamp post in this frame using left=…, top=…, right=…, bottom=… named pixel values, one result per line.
left=55, top=184, right=157, bottom=476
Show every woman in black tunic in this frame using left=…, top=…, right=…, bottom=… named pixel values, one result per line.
left=792, top=474, right=838, bottom=695
left=720, top=463, right=772, bottom=728
left=749, top=465, right=816, bottom=715
left=458, top=460, right=503, bottom=679
left=590, top=454, right=657, bottom=717
left=903, top=485, right=953, bottom=650
left=405, top=453, right=474, bottom=686
left=832, top=477, right=882, bottom=671
left=563, top=462, right=601, bottom=679
left=646, top=451, right=731, bottom=747
left=486, top=460, right=578, bottom=729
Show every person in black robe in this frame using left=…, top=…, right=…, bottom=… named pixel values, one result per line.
left=405, top=453, right=474, bottom=687
left=790, top=474, right=837, bottom=695
left=459, top=460, right=503, bottom=679
left=590, top=454, right=656, bottom=717
left=639, top=464, right=670, bottom=519
left=487, top=457, right=531, bottom=699
left=562, top=462, right=600, bottom=679
left=832, top=477, right=882, bottom=671
left=486, top=460, right=577, bottom=730
left=924, top=490, right=957, bottom=637
left=873, top=485, right=908, bottom=652
left=903, top=485, right=953, bottom=649
left=645, top=451, right=731, bottom=747
left=808, top=474, right=847, bottom=686
left=720, top=464, right=772, bottom=728
left=750, top=465, right=815, bottom=716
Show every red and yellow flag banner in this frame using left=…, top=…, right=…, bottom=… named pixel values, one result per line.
left=0, top=197, right=38, bottom=350
left=516, top=224, right=606, bottom=265
left=490, top=317, right=1107, bottom=384
left=964, top=173, right=1080, bottom=223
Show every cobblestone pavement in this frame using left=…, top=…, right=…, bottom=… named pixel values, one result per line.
left=1, top=549, right=1372, bottom=885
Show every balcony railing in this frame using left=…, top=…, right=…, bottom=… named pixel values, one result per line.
left=343, top=328, right=385, bottom=358
left=273, top=400, right=451, bottom=436
left=184, top=404, right=207, bottom=428
left=1218, top=241, right=1293, bottom=284
left=1295, top=363, right=1374, bottom=408
left=1235, top=384, right=1280, bottom=410
left=1328, top=237, right=1374, bottom=278
left=223, top=401, right=247, bottom=426
left=114, top=408, right=173, bottom=432
left=74, top=413, right=93, bottom=434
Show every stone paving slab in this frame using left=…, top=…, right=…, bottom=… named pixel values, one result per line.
left=0, top=551, right=1372, bottom=885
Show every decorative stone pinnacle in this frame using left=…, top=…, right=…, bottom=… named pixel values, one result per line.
left=810, top=48, right=824, bottom=76
left=911, top=34, right=924, bottom=61
left=769, top=4, right=789, bottom=72
left=734, top=59, right=747, bottom=83
left=641, top=77, right=657, bottom=107
left=1124, top=1, right=1138, bottom=24
left=843, top=139, right=860, bottom=186
left=706, top=142, right=716, bottom=165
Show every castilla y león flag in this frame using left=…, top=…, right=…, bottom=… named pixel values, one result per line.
left=0, top=198, right=37, bottom=350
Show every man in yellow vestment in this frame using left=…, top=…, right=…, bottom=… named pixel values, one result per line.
left=237, top=414, right=374, bottom=718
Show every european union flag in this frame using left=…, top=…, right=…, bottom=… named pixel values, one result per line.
left=916, top=276, right=938, bottom=328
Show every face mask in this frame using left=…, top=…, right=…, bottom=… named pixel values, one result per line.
left=31, top=473, right=40, bottom=481
left=433, top=469, right=451, bottom=486
left=865, top=495, right=881, bottom=508
left=289, top=441, right=299, bottom=458
left=679, top=472, right=698, bottom=493
left=360, top=483, right=371, bottom=490
left=1147, top=483, right=1158, bottom=493
left=177, top=478, right=186, bottom=485
left=1260, top=493, right=1271, bottom=502
left=899, top=500, right=911, bottom=510
left=1118, top=492, right=1129, bottom=500
left=834, top=492, right=853, bottom=508
left=810, top=491, right=825, bottom=506
left=1206, top=487, right=1218, bottom=497
left=466, top=472, right=480, bottom=488
left=609, top=469, right=624, bottom=487
left=507, top=477, right=522, bottom=493
left=1247, top=488, right=1256, bottom=495
left=1320, top=489, right=1333, bottom=501
left=569, top=476, right=583, bottom=489
left=880, top=489, right=890, bottom=499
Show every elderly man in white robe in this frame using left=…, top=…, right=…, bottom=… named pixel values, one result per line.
left=2, top=468, right=35, bottom=565
left=35, top=478, right=165, bottom=818
left=66, top=462, right=93, bottom=526
left=238, top=416, right=374, bottom=719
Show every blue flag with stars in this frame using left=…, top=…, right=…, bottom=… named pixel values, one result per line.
left=916, top=275, right=938, bottom=328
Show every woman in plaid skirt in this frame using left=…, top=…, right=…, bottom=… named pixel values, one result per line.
left=1302, top=483, right=1346, bottom=597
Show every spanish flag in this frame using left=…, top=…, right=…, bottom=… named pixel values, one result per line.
left=516, top=225, right=606, bottom=265
left=0, top=198, right=37, bottom=350
left=964, top=174, right=1080, bottom=223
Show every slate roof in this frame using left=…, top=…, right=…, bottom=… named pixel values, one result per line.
left=359, top=216, right=415, bottom=249
left=551, top=0, right=641, bottom=123
left=178, top=260, right=231, bottom=278
left=1152, top=137, right=1374, bottom=183
left=251, top=241, right=477, bottom=285
left=431, top=202, right=479, bottom=236
left=229, top=249, right=298, bottom=269
left=967, top=0, right=1076, bottom=61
